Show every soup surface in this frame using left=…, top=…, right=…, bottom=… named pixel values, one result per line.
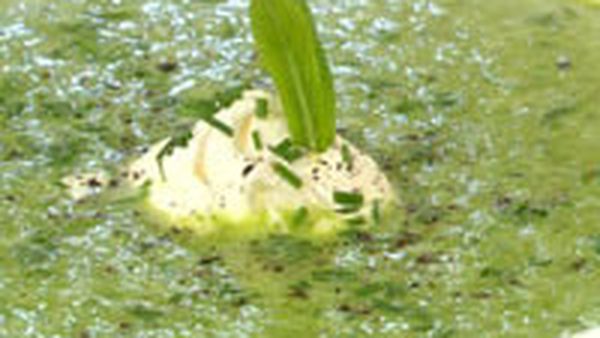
left=0, top=0, right=599, bottom=337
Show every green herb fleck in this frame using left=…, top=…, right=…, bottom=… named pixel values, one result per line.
left=269, top=138, right=305, bottom=162
left=334, top=190, right=364, bottom=207
left=372, top=199, right=382, bottom=225
left=291, top=206, right=309, bottom=227
left=202, top=116, right=233, bottom=137
left=178, top=86, right=244, bottom=137
left=156, top=131, right=194, bottom=180
left=255, top=98, right=269, bottom=119
left=272, top=162, right=303, bottom=189
left=252, top=130, right=263, bottom=150
left=341, top=144, right=354, bottom=171
left=346, top=216, right=366, bottom=227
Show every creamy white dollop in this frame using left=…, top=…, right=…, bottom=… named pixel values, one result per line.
left=65, top=90, right=394, bottom=233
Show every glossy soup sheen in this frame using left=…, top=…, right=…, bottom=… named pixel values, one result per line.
left=0, top=0, right=599, bottom=337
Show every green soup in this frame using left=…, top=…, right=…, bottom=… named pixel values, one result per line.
left=0, top=0, right=599, bottom=337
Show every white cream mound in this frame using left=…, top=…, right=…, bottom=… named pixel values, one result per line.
left=65, top=90, right=394, bottom=233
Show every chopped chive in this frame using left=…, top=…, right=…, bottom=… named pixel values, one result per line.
left=252, top=130, right=263, bottom=150
left=202, top=116, right=233, bottom=137
left=156, top=130, right=194, bottom=181
left=272, top=162, right=303, bottom=189
left=269, top=138, right=305, bottom=163
left=372, top=199, right=381, bottom=225
left=333, top=190, right=364, bottom=207
left=341, top=144, right=354, bottom=171
left=255, top=98, right=269, bottom=119
left=346, top=216, right=366, bottom=226
left=292, top=206, right=309, bottom=227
